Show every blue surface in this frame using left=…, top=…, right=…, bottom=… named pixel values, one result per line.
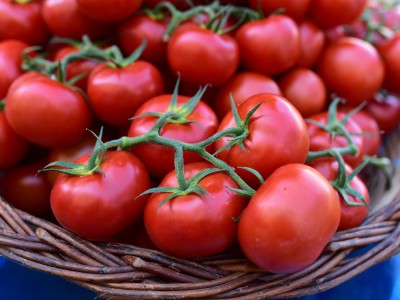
left=1, top=254, right=400, bottom=300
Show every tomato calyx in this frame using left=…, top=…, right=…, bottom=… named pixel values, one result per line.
left=0, top=99, right=5, bottom=112
left=11, top=0, right=33, bottom=4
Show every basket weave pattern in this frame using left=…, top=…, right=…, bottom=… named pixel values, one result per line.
left=0, top=127, right=399, bottom=299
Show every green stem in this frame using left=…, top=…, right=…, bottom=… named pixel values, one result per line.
left=0, top=99, right=5, bottom=112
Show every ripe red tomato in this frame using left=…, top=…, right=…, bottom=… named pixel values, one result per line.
left=248, top=0, right=311, bottom=20
left=378, top=33, right=400, bottom=93
left=317, top=37, right=385, bottom=106
left=51, top=151, right=151, bottom=241
left=235, top=14, right=300, bottom=76
left=0, top=39, right=28, bottom=99
left=309, top=159, right=370, bottom=231
left=76, top=0, right=142, bottom=23
left=238, top=163, right=340, bottom=273
left=215, top=93, right=309, bottom=189
left=5, top=72, right=92, bottom=149
left=144, top=162, right=248, bottom=258
left=366, top=91, right=400, bottom=133
left=167, top=25, right=240, bottom=86
left=87, top=61, right=165, bottom=127
left=0, top=0, right=50, bottom=45
left=278, top=68, right=327, bottom=117
left=296, top=19, right=325, bottom=68
left=128, top=94, right=219, bottom=179
left=0, top=111, right=30, bottom=169
left=213, top=71, right=282, bottom=120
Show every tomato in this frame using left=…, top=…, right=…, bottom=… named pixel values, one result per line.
left=278, top=68, right=327, bottom=117
left=215, top=93, right=309, bottom=189
left=248, top=0, right=311, bottom=20
left=296, top=19, right=325, bottom=68
left=317, top=37, right=384, bottom=106
left=309, top=0, right=368, bottom=29
left=307, top=111, right=365, bottom=168
left=144, top=162, right=248, bottom=258
left=4, top=72, right=92, bottom=149
left=378, top=33, right=400, bottom=93
left=235, top=14, right=300, bottom=76
left=0, top=159, right=52, bottom=216
left=309, top=159, right=369, bottom=231
left=87, top=61, right=165, bottom=127
left=51, top=150, right=151, bottom=241
left=213, top=71, right=282, bottom=120
left=118, top=15, right=168, bottom=66
left=76, top=0, right=142, bottom=23
left=0, top=39, right=28, bottom=99
left=42, top=0, right=113, bottom=40
left=128, top=94, right=219, bottom=179
left=366, top=91, right=400, bottom=133
left=238, top=163, right=340, bottom=273
left=0, top=0, right=50, bottom=45
left=0, top=111, right=30, bottom=169
left=167, top=25, right=240, bottom=86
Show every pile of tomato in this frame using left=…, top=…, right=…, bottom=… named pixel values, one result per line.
left=1, top=0, right=400, bottom=274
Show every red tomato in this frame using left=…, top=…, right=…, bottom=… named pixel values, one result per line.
left=50, top=151, right=151, bottom=241
left=144, top=162, right=248, bottom=258
left=87, top=61, right=165, bottom=127
left=309, top=159, right=370, bottom=231
left=0, top=160, right=52, bottom=216
left=279, top=68, right=327, bottom=117
left=235, top=14, right=300, bottom=75
left=0, top=111, right=30, bottom=169
left=309, top=0, right=368, bottom=29
left=42, top=0, right=113, bottom=39
left=366, top=91, right=400, bottom=133
left=296, top=19, right=325, bottom=68
left=118, top=15, right=168, bottom=66
left=238, top=163, right=340, bottom=273
left=0, top=0, right=50, bottom=45
left=378, top=33, right=400, bottom=93
left=317, top=37, right=384, bottom=106
left=213, top=71, right=282, bottom=120
left=167, top=26, right=240, bottom=86
left=4, top=72, right=92, bottom=149
left=307, top=111, right=365, bottom=168
left=128, top=94, right=219, bottom=179
left=215, top=93, right=310, bottom=189
left=76, top=0, right=142, bottom=23
left=0, top=39, right=28, bottom=99
left=248, top=0, right=311, bottom=20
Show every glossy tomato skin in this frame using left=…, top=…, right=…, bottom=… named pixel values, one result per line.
left=5, top=72, right=92, bottom=149
left=309, top=159, right=369, bottom=231
left=213, top=71, right=281, bottom=120
left=235, top=14, right=300, bottom=76
left=317, top=37, right=384, bottom=106
left=248, top=0, right=311, bottom=20
left=167, top=26, right=240, bottom=86
left=278, top=68, right=327, bottom=117
left=215, top=93, right=310, bottom=189
left=118, top=15, right=168, bottom=66
left=0, top=160, right=52, bottom=216
left=0, top=111, right=30, bottom=169
left=366, top=92, right=400, bottom=133
left=0, top=0, right=50, bottom=45
left=51, top=151, right=151, bottom=241
left=296, top=19, right=325, bottom=68
left=128, top=95, right=219, bottom=179
left=238, top=163, right=340, bottom=273
left=76, top=0, right=142, bottom=23
left=144, top=162, right=248, bottom=258
left=378, top=34, right=400, bottom=93
left=307, top=112, right=365, bottom=168
left=0, top=39, right=28, bottom=99
left=87, top=61, right=165, bottom=127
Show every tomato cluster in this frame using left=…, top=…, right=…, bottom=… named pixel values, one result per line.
left=0, top=0, right=399, bottom=274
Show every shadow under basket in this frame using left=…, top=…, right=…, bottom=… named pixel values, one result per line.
left=1, top=126, right=400, bottom=300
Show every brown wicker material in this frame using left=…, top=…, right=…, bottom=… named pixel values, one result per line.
left=1, top=126, right=400, bottom=299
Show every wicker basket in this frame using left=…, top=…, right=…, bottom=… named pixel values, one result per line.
left=0, top=126, right=399, bottom=300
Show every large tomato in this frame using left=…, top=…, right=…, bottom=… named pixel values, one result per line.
left=317, top=37, right=384, bottom=106
left=4, top=72, right=92, bottom=149
left=50, top=150, right=151, bottom=241
left=128, top=94, right=219, bottom=179
left=296, top=19, right=325, bottom=68
left=144, top=162, right=248, bottom=258
left=366, top=91, right=400, bottom=133
left=215, top=93, right=309, bottom=189
left=238, top=163, right=340, bottom=273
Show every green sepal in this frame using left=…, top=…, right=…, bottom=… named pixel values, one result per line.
left=227, top=186, right=253, bottom=198
left=238, top=166, right=264, bottom=184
